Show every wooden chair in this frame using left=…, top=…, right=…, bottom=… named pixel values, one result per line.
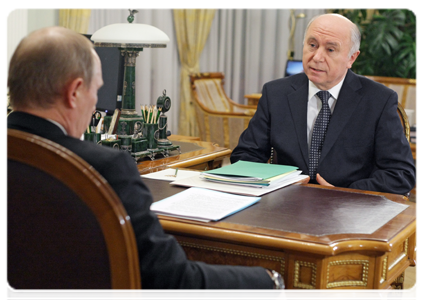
left=190, top=72, right=257, bottom=150
left=396, top=102, right=411, bottom=142
left=365, top=76, right=416, bottom=113
left=7, top=129, right=141, bottom=289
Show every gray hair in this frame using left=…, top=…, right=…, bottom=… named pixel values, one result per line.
left=304, top=14, right=361, bottom=57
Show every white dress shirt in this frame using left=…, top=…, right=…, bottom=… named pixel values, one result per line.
left=46, top=118, right=68, bottom=135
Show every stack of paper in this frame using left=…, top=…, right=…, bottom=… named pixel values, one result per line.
left=171, top=161, right=309, bottom=196
left=150, top=187, right=261, bottom=222
left=200, top=161, right=301, bottom=188
left=200, top=173, right=272, bottom=187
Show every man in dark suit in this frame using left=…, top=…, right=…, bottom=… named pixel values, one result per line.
left=7, top=27, right=283, bottom=289
left=231, top=14, right=415, bottom=195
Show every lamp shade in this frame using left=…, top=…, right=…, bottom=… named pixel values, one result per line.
left=91, top=23, right=169, bottom=48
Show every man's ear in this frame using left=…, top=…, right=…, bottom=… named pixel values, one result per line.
left=64, top=78, right=84, bottom=108
left=347, top=50, right=360, bottom=69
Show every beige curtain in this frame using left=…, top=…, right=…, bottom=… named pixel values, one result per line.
left=173, top=9, right=215, bottom=137
left=59, top=9, right=91, bottom=34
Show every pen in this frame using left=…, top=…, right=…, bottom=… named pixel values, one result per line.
left=147, top=106, right=151, bottom=123
left=165, top=168, right=179, bottom=178
left=96, top=117, right=103, bottom=133
left=150, top=106, right=154, bottom=124
left=153, top=107, right=158, bottom=124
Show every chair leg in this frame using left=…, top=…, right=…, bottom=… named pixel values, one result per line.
left=387, top=272, right=404, bottom=300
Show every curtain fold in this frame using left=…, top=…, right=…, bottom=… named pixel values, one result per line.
left=59, top=9, right=91, bottom=33
left=173, top=9, right=215, bottom=137
left=200, top=9, right=324, bottom=105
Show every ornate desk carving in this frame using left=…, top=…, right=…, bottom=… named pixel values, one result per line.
left=143, top=179, right=416, bottom=289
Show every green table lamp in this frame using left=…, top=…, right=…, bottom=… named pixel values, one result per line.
left=90, top=9, right=170, bottom=136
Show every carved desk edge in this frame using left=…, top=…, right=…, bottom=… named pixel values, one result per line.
left=145, top=178, right=415, bottom=290
left=159, top=218, right=415, bottom=257
left=156, top=183, right=415, bottom=257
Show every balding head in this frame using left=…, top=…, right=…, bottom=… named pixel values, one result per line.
left=302, top=13, right=361, bottom=90
left=8, top=27, right=95, bottom=110
left=304, top=14, right=361, bottom=57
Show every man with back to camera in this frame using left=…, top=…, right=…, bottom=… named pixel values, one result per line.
left=7, top=26, right=284, bottom=289
left=231, top=13, right=415, bottom=195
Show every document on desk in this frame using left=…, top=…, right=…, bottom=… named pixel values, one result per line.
left=141, top=168, right=199, bottom=181
left=203, top=160, right=298, bottom=181
left=170, top=172, right=309, bottom=196
left=150, top=187, right=261, bottom=222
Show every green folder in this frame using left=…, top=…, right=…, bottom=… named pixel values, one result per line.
left=202, top=160, right=298, bottom=180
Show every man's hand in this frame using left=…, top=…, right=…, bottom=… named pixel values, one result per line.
left=316, top=173, right=334, bottom=187
left=299, top=176, right=310, bottom=184
left=276, top=291, right=286, bottom=300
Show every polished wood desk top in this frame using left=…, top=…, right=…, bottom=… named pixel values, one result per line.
left=144, top=178, right=415, bottom=289
left=136, top=136, right=231, bottom=174
left=144, top=179, right=414, bottom=256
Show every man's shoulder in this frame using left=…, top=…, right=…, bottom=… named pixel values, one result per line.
left=266, top=73, right=307, bottom=85
left=59, top=137, right=142, bottom=184
left=60, top=137, right=133, bottom=166
left=347, top=71, right=395, bottom=95
left=8, top=112, right=140, bottom=189
left=263, top=73, right=308, bottom=92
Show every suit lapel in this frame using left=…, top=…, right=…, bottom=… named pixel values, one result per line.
left=287, top=77, right=309, bottom=168
left=320, top=70, right=363, bottom=163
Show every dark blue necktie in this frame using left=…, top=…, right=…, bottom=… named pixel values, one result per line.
left=309, top=91, right=331, bottom=181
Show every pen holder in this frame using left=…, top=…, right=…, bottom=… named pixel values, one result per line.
left=84, top=132, right=101, bottom=144
left=132, top=138, right=148, bottom=153
left=119, top=135, right=133, bottom=153
left=99, top=139, right=121, bottom=149
left=142, top=123, right=159, bottom=149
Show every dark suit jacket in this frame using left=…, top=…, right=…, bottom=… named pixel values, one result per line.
left=8, top=111, right=273, bottom=289
left=231, top=70, right=415, bottom=195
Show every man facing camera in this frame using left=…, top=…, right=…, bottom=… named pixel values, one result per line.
left=7, top=27, right=283, bottom=289
left=231, top=14, right=415, bottom=195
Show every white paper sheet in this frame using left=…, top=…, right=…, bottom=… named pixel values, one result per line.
left=170, top=173, right=309, bottom=196
left=141, top=168, right=199, bottom=181
left=150, top=187, right=261, bottom=222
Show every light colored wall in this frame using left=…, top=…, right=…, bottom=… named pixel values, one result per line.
left=4, top=8, right=59, bottom=92
left=28, top=9, right=58, bottom=33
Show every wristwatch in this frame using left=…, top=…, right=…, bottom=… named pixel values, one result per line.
left=270, top=270, right=284, bottom=289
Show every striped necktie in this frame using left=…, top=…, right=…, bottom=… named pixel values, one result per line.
left=309, top=91, right=331, bottom=181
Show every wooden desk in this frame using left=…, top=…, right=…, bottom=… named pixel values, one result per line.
left=136, top=136, right=231, bottom=174
left=144, top=179, right=416, bottom=289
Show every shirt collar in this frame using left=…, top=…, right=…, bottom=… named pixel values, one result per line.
left=46, top=118, right=68, bottom=135
left=308, top=76, right=346, bottom=101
